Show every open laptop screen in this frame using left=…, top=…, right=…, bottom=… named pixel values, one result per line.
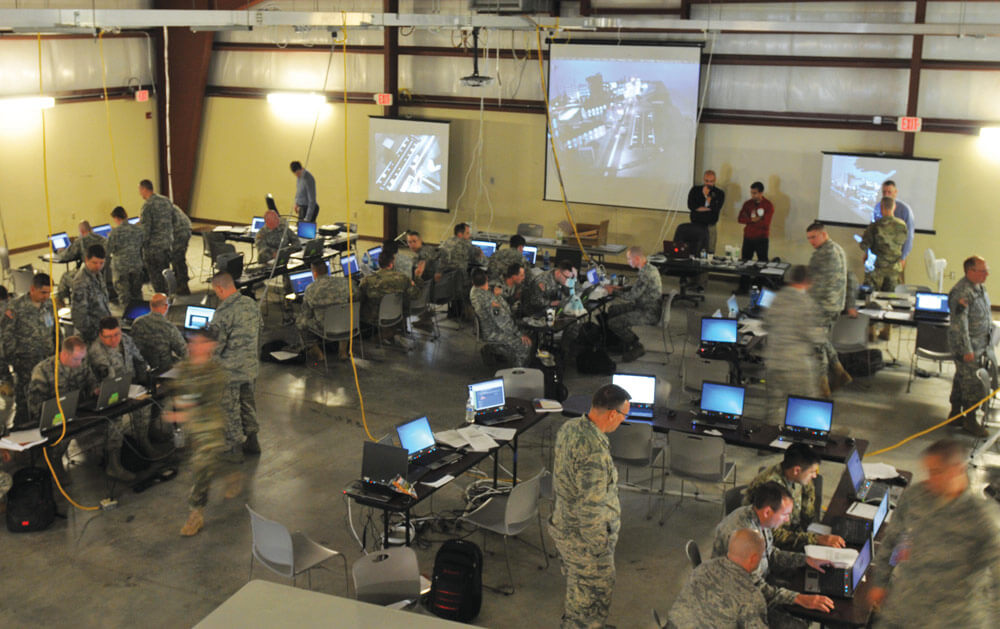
left=367, top=246, right=382, bottom=269
left=396, top=416, right=436, bottom=455
left=341, top=254, right=359, bottom=276
left=587, top=268, right=601, bottom=286
left=471, top=240, right=497, bottom=258
left=49, top=232, right=71, bottom=252
left=872, top=490, right=890, bottom=537
left=852, top=539, right=872, bottom=592
left=250, top=216, right=265, bottom=233
left=288, top=270, right=314, bottom=295
left=297, top=221, right=317, bottom=239
left=362, top=441, right=409, bottom=484
left=700, top=382, right=745, bottom=415
left=914, top=292, right=948, bottom=314
left=726, top=294, right=739, bottom=317
left=469, top=379, right=505, bottom=411
left=522, top=245, right=538, bottom=265
left=612, top=373, right=655, bottom=406
left=123, top=303, right=151, bottom=321
left=92, top=223, right=111, bottom=238
left=701, top=318, right=738, bottom=344
left=128, top=216, right=140, bottom=225
left=757, top=288, right=776, bottom=309
left=845, top=448, right=865, bottom=492
left=784, top=396, right=833, bottom=432
left=184, top=306, right=215, bottom=330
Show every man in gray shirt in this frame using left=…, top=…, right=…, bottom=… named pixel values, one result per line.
left=291, top=160, right=318, bottom=222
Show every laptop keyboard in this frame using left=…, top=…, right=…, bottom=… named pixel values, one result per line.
left=832, top=517, right=871, bottom=545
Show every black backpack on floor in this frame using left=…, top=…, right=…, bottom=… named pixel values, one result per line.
left=427, top=539, right=483, bottom=622
left=6, top=466, right=57, bottom=533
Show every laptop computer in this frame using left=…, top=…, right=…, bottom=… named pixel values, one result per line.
left=49, top=232, right=71, bottom=253
left=471, top=240, right=497, bottom=258
left=805, top=538, right=872, bottom=599
left=701, top=318, right=738, bottom=345
left=663, top=240, right=690, bottom=259
left=755, top=287, right=776, bottom=309
left=726, top=294, right=740, bottom=318
left=586, top=267, right=601, bottom=286
left=611, top=373, right=655, bottom=421
left=39, top=390, right=80, bottom=432
left=81, top=375, right=132, bottom=412
left=522, top=245, right=538, bottom=265
left=359, top=440, right=410, bottom=497
left=469, top=378, right=525, bottom=425
left=123, top=303, right=151, bottom=323
left=778, top=395, right=834, bottom=447
left=913, top=292, right=949, bottom=322
left=92, top=223, right=112, bottom=239
left=249, top=216, right=265, bottom=234
left=831, top=487, right=890, bottom=547
left=300, top=238, right=324, bottom=259
left=297, top=221, right=317, bottom=239
left=128, top=216, right=140, bottom=225
left=286, top=269, right=315, bottom=297
left=367, top=246, right=383, bottom=270
left=341, top=253, right=361, bottom=277
left=845, top=447, right=891, bottom=502
left=395, top=416, right=462, bottom=471
left=184, top=305, right=215, bottom=330
left=695, top=381, right=745, bottom=431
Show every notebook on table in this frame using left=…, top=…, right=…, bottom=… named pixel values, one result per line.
left=80, top=375, right=132, bottom=412
left=359, top=440, right=410, bottom=498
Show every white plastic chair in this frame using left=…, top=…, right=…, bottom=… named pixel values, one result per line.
left=633, top=290, right=677, bottom=359
left=494, top=367, right=545, bottom=400
left=668, top=433, right=736, bottom=513
left=245, top=505, right=348, bottom=593
left=609, top=423, right=667, bottom=524
left=352, top=546, right=421, bottom=607
left=376, top=292, right=405, bottom=348
left=460, top=470, right=550, bottom=594
left=12, top=267, right=34, bottom=296
left=407, top=280, right=439, bottom=340
left=832, top=312, right=872, bottom=375
left=317, top=301, right=364, bottom=368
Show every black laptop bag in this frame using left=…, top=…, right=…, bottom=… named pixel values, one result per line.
left=6, top=466, right=57, bottom=533
left=427, top=539, right=483, bottom=622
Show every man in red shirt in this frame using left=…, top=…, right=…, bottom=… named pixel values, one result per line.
left=738, top=181, right=775, bottom=293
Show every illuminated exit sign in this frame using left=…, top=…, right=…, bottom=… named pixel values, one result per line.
left=374, top=93, right=393, bottom=106
left=897, top=116, right=922, bottom=132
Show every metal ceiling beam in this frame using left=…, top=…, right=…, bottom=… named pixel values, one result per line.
left=3, top=9, right=1000, bottom=37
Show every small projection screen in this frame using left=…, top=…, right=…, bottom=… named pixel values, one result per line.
left=368, top=117, right=450, bottom=211
left=544, top=41, right=701, bottom=211
left=818, top=152, right=939, bottom=233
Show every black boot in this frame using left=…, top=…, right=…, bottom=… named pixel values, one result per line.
left=242, top=432, right=261, bottom=455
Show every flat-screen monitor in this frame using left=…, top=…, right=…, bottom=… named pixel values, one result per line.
left=522, top=245, right=538, bottom=265
left=250, top=216, right=265, bottom=233
left=700, top=318, right=738, bottom=344
left=700, top=381, right=746, bottom=416
left=341, top=254, right=360, bottom=276
left=544, top=42, right=701, bottom=211
left=184, top=306, right=215, bottom=330
left=297, top=221, right=317, bottom=239
left=367, top=246, right=382, bottom=269
left=395, top=416, right=436, bottom=456
left=468, top=379, right=506, bottom=411
left=471, top=240, right=497, bottom=258
left=127, top=216, right=140, bottom=225
left=368, top=116, right=450, bottom=211
left=818, top=152, right=939, bottom=233
left=783, top=396, right=834, bottom=432
left=92, top=224, right=111, bottom=239
left=288, top=270, right=314, bottom=295
left=914, top=292, right=948, bottom=314
left=49, top=232, right=71, bottom=253
left=611, top=373, right=655, bottom=406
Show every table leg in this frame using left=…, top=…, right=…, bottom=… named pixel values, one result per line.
left=383, top=509, right=390, bottom=548
left=512, top=434, right=519, bottom=486
left=493, top=450, right=499, bottom=489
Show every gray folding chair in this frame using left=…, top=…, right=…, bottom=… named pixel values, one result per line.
left=668, top=432, right=736, bottom=512
left=723, top=484, right=747, bottom=516
left=12, top=266, right=34, bottom=296
left=407, top=280, right=439, bottom=340
left=315, top=301, right=364, bottom=369
left=460, top=470, right=550, bottom=594
left=907, top=323, right=951, bottom=392
left=832, top=312, right=872, bottom=375
left=609, top=422, right=668, bottom=523
left=352, top=546, right=421, bottom=607
left=633, top=290, right=677, bottom=359
left=376, top=292, right=405, bottom=348
left=495, top=367, right=545, bottom=400
left=245, top=505, right=348, bottom=593
left=162, top=268, right=177, bottom=297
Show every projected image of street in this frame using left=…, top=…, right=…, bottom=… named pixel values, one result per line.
left=374, top=133, right=442, bottom=195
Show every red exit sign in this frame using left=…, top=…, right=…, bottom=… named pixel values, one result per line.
left=374, top=93, right=393, bottom=106
left=897, top=116, right=922, bottom=132
left=134, top=89, right=149, bottom=102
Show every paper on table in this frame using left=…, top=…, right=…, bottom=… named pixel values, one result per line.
left=1, top=428, right=48, bottom=451
left=862, top=462, right=899, bottom=480
left=159, top=366, right=181, bottom=379
left=421, top=474, right=453, bottom=488
left=739, top=319, right=766, bottom=336
left=807, top=523, right=833, bottom=535
left=268, top=350, right=300, bottom=362
left=768, top=438, right=793, bottom=450
left=846, top=501, right=879, bottom=519
left=804, top=545, right=859, bottom=569
left=883, top=311, right=912, bottom=322
left=435, top=429, right=468, bottom=450
left=129, top=385, right=148, bottom=398
left=703, top=429, right=723, bottom=437
left=479, top=426, right=516, bottom=442
left=457, top=425, right=499, bottom=452
left=858, top=308, right=884, bottom=319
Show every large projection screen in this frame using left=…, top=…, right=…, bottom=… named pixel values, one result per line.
left=544, top=42, right=701, bottom=210
left=818, top=152, right=939, bottom=234
left=368, top=117, right=450, bottom=211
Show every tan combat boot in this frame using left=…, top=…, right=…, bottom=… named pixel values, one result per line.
left=180, top=509, right=204, bottom=536
left=818, top=375, right=832, bottom=399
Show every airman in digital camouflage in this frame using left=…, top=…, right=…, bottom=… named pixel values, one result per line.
left=947, top=255, right=995, bottom=436
left=138, top=179, right=175, bottom=294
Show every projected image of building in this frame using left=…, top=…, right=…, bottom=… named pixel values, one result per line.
left=829, top=156, right=895, bottom=223
left=374, top=133, right=443, bottom=195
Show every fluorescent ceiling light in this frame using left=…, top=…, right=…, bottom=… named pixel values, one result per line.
left=0, top=95, right=55, bottom=112
left=979, top=126, right=1000, bottom=142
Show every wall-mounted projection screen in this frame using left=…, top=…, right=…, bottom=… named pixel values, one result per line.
left=544, top=42, right=701, bottom=210
left=368, top=117, right=450, bottom=211
left=818, top=152, right=939, bottom=234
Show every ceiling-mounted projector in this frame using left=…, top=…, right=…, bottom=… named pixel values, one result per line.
left=459, top=27, right=493, bottom=88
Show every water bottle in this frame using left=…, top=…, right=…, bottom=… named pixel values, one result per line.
left=465, top=392, right=476, bottom=424
left=750, top=285, right=760, bottom=307
left=172, top=423, right=185, bottom=448
left=543, top=250, right=550, bottom=270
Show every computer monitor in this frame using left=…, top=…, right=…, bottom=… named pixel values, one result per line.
left=92, top=223, right=111, bottom=239
left=341, top=254, right=360, bottom=276
left=361, top=441, right=409, bottom=485
left=301, top=238, right=324, bottom=259
left=468, top=379, right=506, bottom=412
left=522, top=245, right=538, bottom=265
left=287, top=270, right=315, bottom=295
left=250, top=216, right=265, bottom=233
left=184, top=305, right=215, bottom=330
left=700, top=381, right=746, bottom=416
left=471, top=240, right=497, bottom=258
left=783, top=395, right=834, bottom=433
left=586, top=267, right=601, bottom=286
left=914, top=292, right=948, bottom=314
left=612, top=373, right=655, bottom=406
left=127, top=216, right=140, bottom=225
left=756, top=287, right=776, bottom=309
left=700, top=318, right=738, bottom=344
left=297, top=221, right=317, bottom=239
left=123, top=303, right=151, bottom=322
left=367, top=246, right=383, bottom=270
left=49, top=232, right=71, bottom=253
left=395, top=416, right=436, bottom=456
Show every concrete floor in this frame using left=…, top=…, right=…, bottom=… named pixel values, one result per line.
left=2, top=239, right=997, bottom=628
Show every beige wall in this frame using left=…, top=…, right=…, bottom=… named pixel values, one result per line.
left=0, top=98, right=159, bottom=250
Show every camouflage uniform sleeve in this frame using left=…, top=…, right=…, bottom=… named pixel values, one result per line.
left=125, top=335, right=149, bottom=376
left=27, top=361, right=52, bottom=413
left=169, top=324, right=188, bottom=362
left=859, top=224, right=874, bottom=253
left=571, top=443, right=616, bottom=543
left=948, top=282, right=973, bottom=356
left=406, top=275, right=424, bottom=302
left=1, top=306, right=15, bottom=359
left=87, top=343, right=112, bottom=381
left=140, top=201, right=153, bottom=244
left=57, top=238, right=82, bottom=263
left=844, top=269, right=858, bottom=312
left=70, top=272, right=90, bottom=333
left=772, top=490, right=819, bottom=550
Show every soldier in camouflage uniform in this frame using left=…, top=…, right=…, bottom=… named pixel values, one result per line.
left=806, top=221, right=858, bottom=395
left=763, top=266, right=828, bottom=420
left=487, top=234, right=528, bottom=284
left=404, top=230, right=438, bottom=281
left=667, top=528, right=769, bottom=629
left=947, top=255, right=995, bottom=436
left=70, top=244, right=111, bottom=343
left=107, top=206, right=145, bottom=310
left=604, top=247, right=662, bottom=362
left=437, top=222, right=484, bottom=307
left=743, top=444, right=845, bottom=551
left=254, top=209, right=300, bottom=263
left=167, top=327, right=241, bottom=537
left=131, top=293, right=188, bottom=374
left=55, top=221, right=108, bottom=304
left=712, top=482, right=834, bottom=626
left=0, top=469, right=10, bottom=501
left=0, top=285, right=11, bottom=395
left=470, top=269, right=532, bottom=367
left=2, top=273, right=57, bottom=429
left=208, top=272, right=263, bottom=460
left=500, top=264, right=526, bottom=314
left=171, top=203, right=192, bottom=295
left=550, top=384, right=629, bottom=629
left=296, top=260, right=354, bottom=362
left=138, top=179, right=175, bottom=294
left=359, top=246, right=426, bottom=345
left=523, top=259, right=574, bottom=316
left=867, top=439, right=1000, bottom=628
left=859, top=196, right=907, bottom=292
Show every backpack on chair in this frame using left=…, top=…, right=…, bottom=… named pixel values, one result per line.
left=6, top=466, right=57, bottom=533
left=427, top=539, right=483, bottom=622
